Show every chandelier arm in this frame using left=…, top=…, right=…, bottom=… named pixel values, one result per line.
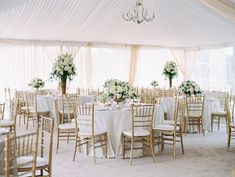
left=122, top=0, right=155, bottom=24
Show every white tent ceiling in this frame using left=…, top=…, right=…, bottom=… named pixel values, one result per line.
left=0, top=0, right=235, bottom=48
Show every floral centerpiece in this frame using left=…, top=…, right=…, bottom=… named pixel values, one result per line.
left=50, top=53, right=76, bottom=94
left=151, top=80, right=159, bottom=88
left=178, top=80, right=202, bottom=96
left=162, top=60, right=178, bottom=88
left=28, top=78, right=45, bottom=90
left=102, top=79, right=137, bottom=104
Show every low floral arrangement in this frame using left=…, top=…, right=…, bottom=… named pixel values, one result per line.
left=162, top=60, right=178, bottom=79
left=102, top=79, right=137, bottom=103
left=28, top=78, right=45, bottom=89
left=50, top=53, right=76, bottom=81
left=151, top=80, right=159, bottom=87
left=178, top=80, right=202, bottom=96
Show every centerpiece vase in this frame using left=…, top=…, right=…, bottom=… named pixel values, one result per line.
left=61, top=77, right=67, bottom=94
left=169, top=77, right=173, bottom=88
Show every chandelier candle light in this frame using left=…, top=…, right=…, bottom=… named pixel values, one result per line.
left=122, top=0, right=155, bottom=24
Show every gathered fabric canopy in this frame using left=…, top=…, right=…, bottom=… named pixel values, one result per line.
left=0, top=0, right=235, bottom=48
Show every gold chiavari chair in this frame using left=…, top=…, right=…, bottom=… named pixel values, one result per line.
left=227, top=102, right=235, bottom=151
left=37, top=116, right=54, bottom=177
left=0, top=98, right=17, bottom=135
left=185, top=95, right=205, bottom=136
left=211, top=92, right=229, bottom=131
left=3, top=133, right=17, bottom=177
left=24, top=92, right=50, bottom=130
left=152, top=99, right=185, bottom=159
left=55, top=100, right=76, bottom=153
left=19, top=117, right=54, bottom=177
left=73, top=104, right=107, bottom=164
left=16, top=132, right=38, bottom=177
left=61, top=94, right=78, bottom=124
left=122, top=104, right=156, bottom=165
left=15, top=91, right=26, bottom=126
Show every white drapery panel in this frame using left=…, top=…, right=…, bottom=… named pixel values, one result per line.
left=201, top=0, right=235, bottom=23
left=128, top=45, right=139, bottom=85
left=0, top=43, right=234, bottom=100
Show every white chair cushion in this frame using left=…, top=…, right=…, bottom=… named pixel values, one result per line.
left=0, top=120, right=14, bottom=126
left=79, top=130, right=107, bottom=136
left=153, top=125, right=179, bottom=131
left=162, top=120, right=174, bottom=125
left=58, top=123, right=75, bottom=130
left=163, top=120, right=180, bottom=125
left=17, top=156, right=48, bottom=168
left=59, top=109, right=74, bottom=114
left=122, top=129, right=150, bottom=137
left=186, top=112, right=202, bottom=117
left=230, top=122, right=235, bottom=127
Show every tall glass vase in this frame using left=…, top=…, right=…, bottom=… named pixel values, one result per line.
left=61, top=78, right=67, bottom=95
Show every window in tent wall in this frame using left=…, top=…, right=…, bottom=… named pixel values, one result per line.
left=0, top=45, right=58, bottom=101
left=90, top=46, right=131, bottom=88
left=189, top=47, right=234, bottom=92
left=134, top=47, right=183, bottom=88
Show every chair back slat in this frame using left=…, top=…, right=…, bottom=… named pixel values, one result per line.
left=132, top=104, right=154, bottom=131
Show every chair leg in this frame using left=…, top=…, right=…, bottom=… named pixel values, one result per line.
left=218, top=116, right=220, bottom=130
left=67, top=132, right=70, bottom=144
left=122, top=134, right=125, bottom=159
left=161, top=133, right=164, bottom=152
left=19, top=112, right=21, bottom=126
left=211, top=115, right=213, bottom=132
left=86, top=139, right=89, bottom=156
left=92, top=138, right=96, bottom=164
left=73, top=140, right=77, bottom=161
left=26, top=113, right=29, bottom=130
left=173, top=132, right=176, bottom=159
left=184, top=118, right=188, bottom=136
left=130, top=138, right=134, bottom=165
left=201, top=119, right=205, bottom=136
left=227, top=128, right=231, bottom=151
left=150, top=134, right=156, bottom=163
left=56, top=131, right=60, bottom=154
left=180, top=131, right=184, bottom=154
left=105, top=134, right=108, bottom=158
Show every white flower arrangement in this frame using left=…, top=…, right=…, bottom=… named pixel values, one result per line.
left=151, top=80, right=159, bottom=87
left=102, top=79, right=137, bottom=103
left=178, top=80, right=202, bottom=96
left=162, top=60, right=178, bottom=79
left=28, top=78, right=45, bottom=89
left=50, top=53, right=76, bottom=81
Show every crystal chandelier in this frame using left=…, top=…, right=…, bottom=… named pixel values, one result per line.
left=122, top=0, right=155, bottom=24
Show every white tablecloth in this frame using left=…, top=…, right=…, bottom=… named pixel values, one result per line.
left=203, top=98, right=220, bottom=131
left=37, top=95, right=96, bottom=118
left=155, top=97, right=220, bottom=131
left=93, top=105, right=164, bottom=158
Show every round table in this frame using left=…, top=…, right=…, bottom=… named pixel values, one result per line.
left=92, top=105, right=164, bottom=158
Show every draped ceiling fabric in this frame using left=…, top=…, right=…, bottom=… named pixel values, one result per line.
left=0, top=0, right=235, bottom=48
